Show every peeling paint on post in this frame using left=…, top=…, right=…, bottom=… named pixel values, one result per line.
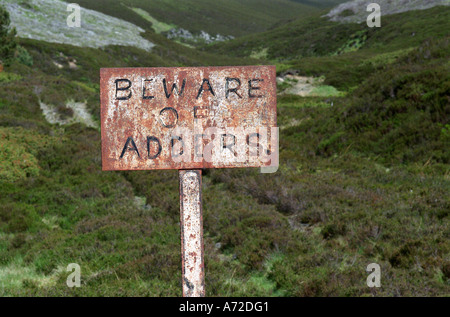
left=179, top=170, right=204, bottom=297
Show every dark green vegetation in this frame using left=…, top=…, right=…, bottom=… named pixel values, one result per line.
left=290, top=0, right=347, bottom=6
left=0, top=3, right=449, bottom=296
left=63, top=0, right=319, bottom=37
left=0, top=5, right=16, bottom=66
left=205, top=5, right=450, bottom=58
left=205, top=6, right=450, bottom=89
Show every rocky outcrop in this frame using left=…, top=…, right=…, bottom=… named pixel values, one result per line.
left=165, top=27, right=234, bottom=44
left=0, top=0, right=154, bottom=51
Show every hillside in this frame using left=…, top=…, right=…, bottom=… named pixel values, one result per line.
left=204, top=5, right=450, bottom=89
left=0, top=0, right=154, bottom=51
left=291, top=0, right=348, bottom=7
left=60, top=0, right=320, bottom=38
left=205, top=5, right=450, bottom=61
left=0, top=2, right=449, bottom=297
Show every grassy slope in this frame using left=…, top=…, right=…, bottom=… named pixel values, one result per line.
left=63, top=0, right=318, bottom=37
left=0, top=6, right=449, bottom=296
left=205, top=6, right=450, bottom=91
left=289, top=0, right=348, bottom=7
left=0, top=36, right=265, bottom=296
left=204, top=6, right=450, bottom=58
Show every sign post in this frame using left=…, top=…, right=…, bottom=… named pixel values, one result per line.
left=179, top=169, right=204, bottom=297
left=100, top=66, right=278, bottom=297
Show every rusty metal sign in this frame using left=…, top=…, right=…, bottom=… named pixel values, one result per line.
left=100, top=66, right=278, bottom=297
left=100, top=66, right=278, bottom=171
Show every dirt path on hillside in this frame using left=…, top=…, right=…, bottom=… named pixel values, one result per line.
left=278, top=75, right=325, bottom=96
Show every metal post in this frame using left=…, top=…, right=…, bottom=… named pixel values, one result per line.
left=179, top=169, right=205, bottom=297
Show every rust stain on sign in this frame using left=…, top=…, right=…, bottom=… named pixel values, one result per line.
left=100, top=66, right=277, bottom=170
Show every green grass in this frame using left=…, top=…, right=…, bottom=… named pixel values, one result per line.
left=130, top=7, right=176, bottom=34
left=0, top=71, right=22, bottom=83
left=290, top=0, right=347, bottom=7
left=0, top=126, right=55, bottom=181
left=360, top=48, right=416, bottom=68
left=310, top=84, right=344, bottom=97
